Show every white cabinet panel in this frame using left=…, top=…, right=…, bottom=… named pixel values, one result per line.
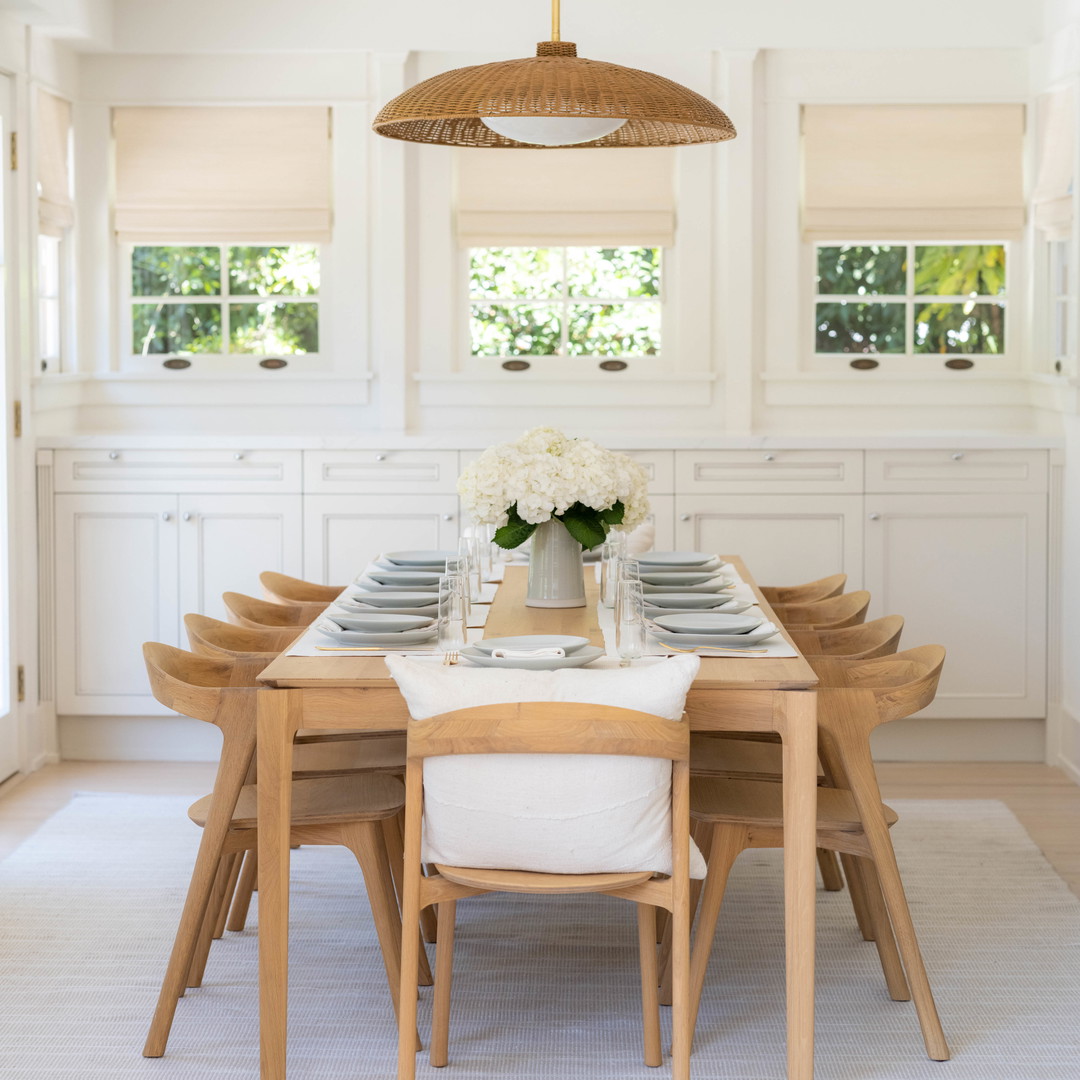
left=676, top=450, right=863, bottom=493
left=625, top=451, right=675, bottom=493
left=178, top=495, right=303, bottom=624
left=865, top=449, right=1048, bottom=493
left=644, top=495, right=675, bottom=550
left=56, top=494, right=179, bottom=716
left=303, top=451, right=460, bottom=494
left=864, top=493, right=1047, bottom=719
left=304, top=495, right=460, bottom=584
left=674, top=494, right=863, bottom=588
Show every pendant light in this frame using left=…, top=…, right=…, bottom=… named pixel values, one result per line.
left=373, top=0, right=736, bottom=149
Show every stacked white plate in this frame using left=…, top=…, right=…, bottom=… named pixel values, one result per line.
left=644, top=595, right=754, bottom=617
left=336, top=592, right=439, bottom=618
left=638, top=551, right=726, bottom=572
left=648, top=612, right=782, bottom=650
left=371, top=549, right=455, bottom=573
left=316, top=611, right=438, bottom=647
left=459, top=635, right=604, bottom=670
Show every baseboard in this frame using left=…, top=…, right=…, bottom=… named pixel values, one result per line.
left=871, top=717, right=1046, bottom=762
left=58, top=715, right=223, bottom=762
left=1056, top=704, right=1080, bottom=784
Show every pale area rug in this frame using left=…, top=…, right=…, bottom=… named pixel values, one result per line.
left=0, top=794, right=1077, bottom=1079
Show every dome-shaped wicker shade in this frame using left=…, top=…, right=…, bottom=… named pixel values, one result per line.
left=373, top=41, right=737, bottom=148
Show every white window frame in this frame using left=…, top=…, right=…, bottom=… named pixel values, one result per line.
left=1049, top=238, right=1071, bottom=375
left=804, top=239, right=1016, bottom=373
left=119, top=240, right=328, bottom=374
left=458, top=244, right=670, bottom=378
left=37, top=232, right=64, bottom=374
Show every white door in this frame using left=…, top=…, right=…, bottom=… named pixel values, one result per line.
left=674, top=494, right=864, bottom=588
left=863, top=493, right=1047, bottom=719
left=0, top=75, right=18, bottom=778
left=55, top=494, right=179, bottom=715
left=178, top=494, right=303, bottom=624
left=304, top=494, right=459, bottom=584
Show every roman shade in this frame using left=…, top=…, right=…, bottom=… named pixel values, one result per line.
left=1032, top=88, right=1075, bottom=241
left=37, top=90, right=73, bottom=234
left=455, top=146, right=675, bottom=248
left=113, top=106, right=332, bottom=241
left=802, top=104, right=1026, bottom=240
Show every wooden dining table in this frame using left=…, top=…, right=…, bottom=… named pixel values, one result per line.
left=255, top=556, right=819, bottom=1080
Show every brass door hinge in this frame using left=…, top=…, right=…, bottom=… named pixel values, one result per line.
left=8, top=132, right=15, bottom=171
left=13, top=400, right=21, bottom=438
left=16, top=665, right=25, bottom=703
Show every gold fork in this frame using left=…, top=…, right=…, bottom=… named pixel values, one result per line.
left=661, top=642, right=769, bottom=655
left=442, top=650, right=460, bottom=666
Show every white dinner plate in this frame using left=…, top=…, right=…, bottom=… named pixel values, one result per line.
left=645, top=598, right=753, bottom=617
left=373, top=560, right=447, bottom=574
left=471, top=634, right=591, bottom=656
left=652, top=613, right=764, bottom=635
left=639, top=571, right=728, bottom=586
left=341, top=591, right=438, bottom=608
left=460, top=644, right=606, bottom=670
left=383, top=550, right=456, bottom=566
left=353, top=577, right=440, bottom=593
left=642, top=579, right=735, bottom=595
left=327, top=613, right=435, bottom=633
left=638, top=552, right=722, bottom=568
left=367, top=570, right=443, bottom=587
left=316, top=620, right=438, bottom=646
left=650, top=623, right=782, bottom=649
left=336, top=600, right=440, bottom=618
left=641, top=593, right=735, bottom=610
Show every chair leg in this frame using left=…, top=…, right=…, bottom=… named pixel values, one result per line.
left=397, top=847, right=423, bottom=1080
left=382, top=816, right=434, bottom=987
left=187, top=855, right=233, bottom=988
left=658, top=874, right=702, bottom=1006
left=817, top=848, right=844, bottom=891
left=226, top=848, right=258, bottom=932
left=431, top=899, right=457, bottom=1068
left=840, top=852, right=876, bottom=941
left=214, top=852, right=243, bottom=938
left=636, top=904, right=662, bottom=1067
left=853, top=855, right=910, bottom=1002
left=670, top=872, right=692, bottom=1080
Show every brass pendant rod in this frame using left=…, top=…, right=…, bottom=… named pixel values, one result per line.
left=551, top=0, right=561, bottom=41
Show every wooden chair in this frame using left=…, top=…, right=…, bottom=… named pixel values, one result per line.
left=223, top=591, right=326, bottom=629
left=759, top=573, right=847, bottom=606
left=140, top=643, right=414, bottom=1058
left=184, top=612, right=302, bottom=660
left=771, top=589, right=871, bottom=630
left=683, top=646, right=949, bottom=1062
left=788, top=614, right=904, bottom=662
left=260, top=570, right=343, bottom=606
left=396, top=702, right=694, bottom=1080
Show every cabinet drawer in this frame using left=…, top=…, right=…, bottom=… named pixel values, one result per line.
left=304, top=451, right=460, bottom=494
left=623, top=451, right=674, bottom=493
left=675, top=450, right=863, bottom=493
left=53, top=449, right=302, bottom=493
left=865, top=450, right=1048, bottom=493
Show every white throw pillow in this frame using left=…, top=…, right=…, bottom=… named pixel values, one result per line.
left=385, top=654, right=706, bottom=878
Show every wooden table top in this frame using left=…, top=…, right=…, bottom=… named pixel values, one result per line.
left=257, top=555, right=818, bottom=692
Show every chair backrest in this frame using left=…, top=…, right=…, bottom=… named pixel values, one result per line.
left=260, top=571, right=343, bottom=606
left=773, top=589, right=871, bottom=630
left=142, top=642, right=257, bottom=726
left=760, top=573, right=847, bottom=606
left=184, top=612, right=300, bottom=659
left=789, top=614, right=903, bottom=661
left=223, top=591, right=324, bottom=629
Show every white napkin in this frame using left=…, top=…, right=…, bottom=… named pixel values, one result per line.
left=488, top=646, right=567, bottom=659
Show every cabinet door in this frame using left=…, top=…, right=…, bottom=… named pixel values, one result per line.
left=178, top=495, right=304, bottom=624
left=864, top=493, right=1047, bottom=719
left=674, top=494, right=864, bottom=588
left=55, top=493, right=179, bottom=715
left=304, top=495, right=460, bottom=585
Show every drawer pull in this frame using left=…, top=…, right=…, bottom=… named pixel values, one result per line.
left=182, top=512, right=193, bottom=522
left=763, top=453, right=776, bottom=462
left=442, top=513, right=454, bottom=521
left=161, top=511, right=171, bottom=522
left=375, top=453, right=387, bottom=462
left=951, top=452, right=964, bottom=461
left=107, top=451, right=120, bottom=460
left=868, top=512, right=881, bottom=521
left=233, top=452, right=246, bottom=461
left=679, top=513, right=691, bottom=521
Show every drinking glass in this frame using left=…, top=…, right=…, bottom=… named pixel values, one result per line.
left=457, top=535, right=483, bottom=602
left=600, top=534, right=627, bottom=608
left=444, top=557, right=471, bottom=619
left=616, top=579, right=646, bottom=665
left=614, top=557, right=641, bottom=626
left=437, top=573, right=466, bottom=652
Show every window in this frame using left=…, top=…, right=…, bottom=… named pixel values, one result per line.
left=814, top=243, right=1006, bottom=362
left=128, top=245, right=319, bottom=360
left=37, top=235, right=62, bottom=373
left=468, top=246, right=661, bottom=360
left=1050, top=240, right=1070, bottom=374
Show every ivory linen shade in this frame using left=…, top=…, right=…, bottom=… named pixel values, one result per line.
left=113, top=106, right=332, bottom=241
left=455, top=146, right=675, bottom=247
left=802, top=104, right=1026, bottom=240
left=37, top=90, right=73, bottom=233
left=1032, top=88, right=1075, bottom=240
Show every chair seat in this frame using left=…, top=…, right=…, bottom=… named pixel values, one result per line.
left=691, top=776, right=898, bottom=832
left=188, top=773, right=405, bottom=830
left=294, top=734, right=406, bottom=776
left=435, top=864, right=654, bottom=895
left=690, top=733, right=825, bottom=782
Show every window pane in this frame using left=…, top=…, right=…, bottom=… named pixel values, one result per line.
left=469, top=248, right=562, bottom=299
left=229, top=302, right=319, bottom=354
left=815, top=301, right=905, bottom=353
left=566, top=303, right=661, bottom=356
left=565, top=247, right=661, bottom=299
left=39, top=298, right=60, bottom=361
left=914, top=245, right=1005, bottom=296
left=132, top=303, right=222, bottom=354
left=816, top=245, right=906, bottom=296
left=131, top=246, right=221, bottom=297
left=1053, top=240, right=1069, bottom=295
left=914, top=301, right=1004, bottom=354
left=1055, top=299, right=1069, bottom=359
left=38, top=235, right=61, bottom=297
left=228, top=245, right=320, bottom=296
left=470, top=303, right=561, bottom=355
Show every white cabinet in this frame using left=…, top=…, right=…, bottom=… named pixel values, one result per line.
left=675, top=450, right=863, bottom=494
left=863, top=493, right=1047, bottom=720
left=177, top=495, right=303, bottom=624
left=304, top=495, right=460, bottom=585
left=56, top=494, right=180, bottom=716
left=674, top=494, right=864, bottom=588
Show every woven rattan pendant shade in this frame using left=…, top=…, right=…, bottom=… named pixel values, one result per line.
left=373, top=41, right=736, bottom=148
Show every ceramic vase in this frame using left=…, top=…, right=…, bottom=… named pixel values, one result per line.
left=526, top=518, right=586, bottom=608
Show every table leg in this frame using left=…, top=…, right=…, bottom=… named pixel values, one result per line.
left=780, top=690, right=817, bottom=1080
left=258, top=689, right=300, bottom=1080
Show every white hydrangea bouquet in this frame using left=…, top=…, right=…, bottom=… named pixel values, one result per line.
left=457, top=426, right=651, bottom=551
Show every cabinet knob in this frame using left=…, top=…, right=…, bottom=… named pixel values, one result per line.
left=233, top=452, right=246, bottom=461
left=679, top=513, right=691, bottom=522
left=868, top=512, right=881, bottom=521
left=107, top=451, right=120, bottom=460
left=442, top=513, right=454, bottom=521
left=161, top=511, right=171, bottom=522
left=951, top=451, right=964, bottom=461
left=763, top=453, right=776, bottom=462
left=375, top=453, right=387, bottom=462
left=182, top=512, right=193, bottom=522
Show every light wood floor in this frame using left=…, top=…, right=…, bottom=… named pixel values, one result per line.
left=1, top=760, right=1078, bottom=897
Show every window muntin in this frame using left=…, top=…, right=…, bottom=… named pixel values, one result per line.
left=814, top=243, right=1006, bottom=359
left=37, top=234, right=62, bottom=372
left=1050, top=239, right=1070, bottom=373
left=468, top=246, right=661, bottom=359
left=128, top=244, right=319, bottom=359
